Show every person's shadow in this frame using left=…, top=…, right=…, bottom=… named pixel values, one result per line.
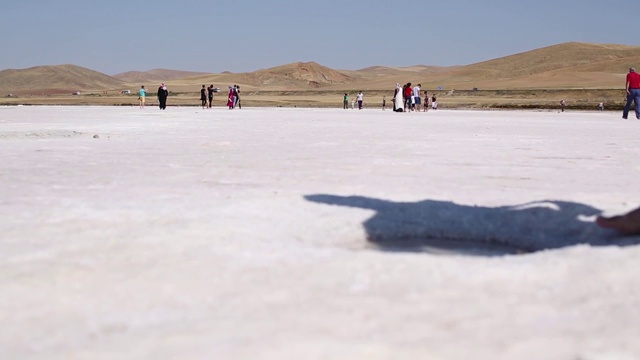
left=304, top=194, right=640, bottom=256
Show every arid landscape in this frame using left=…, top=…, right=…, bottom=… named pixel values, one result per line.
left=1, top=42, right=639, bottom=109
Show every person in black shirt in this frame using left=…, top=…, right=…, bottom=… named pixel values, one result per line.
left=157, top=83, right=168, bottom=110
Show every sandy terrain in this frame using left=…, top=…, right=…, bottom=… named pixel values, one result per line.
left=0, top=88, right=627, bottom=110
left=1, top=106, right=639, bottom=359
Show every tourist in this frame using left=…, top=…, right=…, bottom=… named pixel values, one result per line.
left=403, top=83, right=413, bottom=111
left=598, top=102, right=604, bottom=111
left=157, top=83, right=168, bottom=110
left=200, top=85, right=207, bottom=109
left=357, top=91, right=364, bottom=110
left=207, top=85, right=215, bottom=108
left=234, top=85, right=241, bottom=109
left=423, top=90, right=429, bottom=112
left=622, top=67, right=640, bottom=119
left=413, top=84, right=422, bottom=111
left=560, top=99, right=566, bottom=112
left=393, top=83, right=404, bottom=112
left=227, top=86, right=235, bottom=109
left=431, top=94, right=437, bottom=110
left=382, top=96, right=386, bottom=111
left=138, top=85, right=146, bottom=109
left=343, top=93, right=349, bottom=109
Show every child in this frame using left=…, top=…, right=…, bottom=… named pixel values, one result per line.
left=423, top=91, right=429, bottom=112
left=351, top=99, right=355, bottom=109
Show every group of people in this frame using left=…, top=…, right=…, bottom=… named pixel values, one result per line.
left=341, top=85, right=438, bottom=112
left=342, top=92, right=364, bottom=110
left=199, top=85, right=218, bottom=109
left=200, top=84, right=241, bottom=110
left=226, top=85, right=241, bottom=109
left=138, top=84, right=169, bottom=109
left=392, top=83, right=437, bottom=112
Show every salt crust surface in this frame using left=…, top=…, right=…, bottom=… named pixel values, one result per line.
left=1, top=106, right=639, bottom=359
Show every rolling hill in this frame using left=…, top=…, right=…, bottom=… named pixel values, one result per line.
left=0, top=64, right=125, bottom=95
left=2, top=42, right=639, bottom=95
left=113, top=69, right=212, bottom=84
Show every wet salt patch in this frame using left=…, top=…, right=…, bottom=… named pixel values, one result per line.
left=0, top=130, right=86, bottom=139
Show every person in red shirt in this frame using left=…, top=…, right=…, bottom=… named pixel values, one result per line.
left=622, top=67, right=640, bottom=119
left=403, top=83, right=413, bottom=111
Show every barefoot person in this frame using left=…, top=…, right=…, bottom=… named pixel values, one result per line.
left=597, top=207, right=640, bottom=235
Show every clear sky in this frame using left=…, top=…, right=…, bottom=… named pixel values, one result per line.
left=1, top=0, right=637, bottom=75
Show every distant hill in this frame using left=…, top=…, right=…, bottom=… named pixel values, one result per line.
left=2, top=42, right=640, bottom=93
left=114, top=69, right=212, bottom=84
left=0, top=64, right=124, bottom=94
left=426, top=42, right=640, bottom=89
left=249, top=61, right=357, bottom=88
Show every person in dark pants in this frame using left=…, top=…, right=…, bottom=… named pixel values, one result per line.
left=207, top=84, right=214, bottom=108
left=623, top=67, right=640, bottom=119
left=157, top=83, right=168, bottom=110
left=200, top=85, right=207, bottom=109
left=234, top=85, right=241, bottom=109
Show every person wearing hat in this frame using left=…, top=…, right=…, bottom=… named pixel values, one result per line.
left=157, top=83, right=168, bottom=110
left=623, top=67, right=640, bottom=119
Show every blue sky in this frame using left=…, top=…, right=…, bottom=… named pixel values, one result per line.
left=1, top=0, right=637, bottom=75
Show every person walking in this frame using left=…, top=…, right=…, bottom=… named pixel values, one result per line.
left=382, top=96, right=386, bottom=111
left=431, top=94, right=437, bottom=110
left=234, top=85, right=241, bottom=109
left=227, top=86, right=235, bottom=109
left=403, top=83, right=413, bottom=111
left=200, top=85, right=207, bottom=109
left=623, top=67, right=640, bottom=119
left=357, top=91, right=364, bottom=110
left=207, top=85, right=215, bottom=108
left=560, top=99, right=566, bottom=112
left=343, top=93, right=349, bottom=109
left=393, top=83, right=404, bottom=112
left=413, top=84, right=422, bottom=111
left=423, top=90, right=429, bottom=112
left=138, top=85, right=147, bottom=109
left=157, top=83, right=168, bottom=110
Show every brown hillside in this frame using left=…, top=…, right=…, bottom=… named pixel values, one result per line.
left=0, top=64, right=124, bottom=94
left=250, top=62, right=357, bottom=89
left=114, top=69, right=211, bottom=84
left=455, top=42, right=640, bottom=80
left=3, top=42, right=640, bottom=95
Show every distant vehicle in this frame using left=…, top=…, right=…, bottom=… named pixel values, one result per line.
left=121, top=90, right=131, bottom=95
left=212, top=87, right=221, bottom=93
left=72, top=91, right=81, bottom=95
left=6, top=93, right=13, bottom=97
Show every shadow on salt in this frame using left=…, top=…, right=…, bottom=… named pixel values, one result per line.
left=304, top=195, right=640, bottom=256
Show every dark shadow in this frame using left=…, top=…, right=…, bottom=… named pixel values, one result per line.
left=305, top=194, right=640, bottom=256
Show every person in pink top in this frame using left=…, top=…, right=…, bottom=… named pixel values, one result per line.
left=622, top=67, right=640, bottom=119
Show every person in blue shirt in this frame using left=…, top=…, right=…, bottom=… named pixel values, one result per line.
left=138, top=85, right=147, bottom=108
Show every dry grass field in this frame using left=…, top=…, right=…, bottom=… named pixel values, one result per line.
left=0, top=42, right=637, bottom=109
